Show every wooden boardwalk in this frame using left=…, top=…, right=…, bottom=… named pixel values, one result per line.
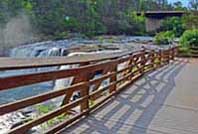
left=62, top=59, right=198, bottom=134
left=0, top=47, right=183, bottom=134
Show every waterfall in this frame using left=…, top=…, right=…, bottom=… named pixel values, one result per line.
left=3, top=36, right=156, bottom=104
left=0, top=40, right=74, bottom=105
left=10, top=42, right=69, bottom=58
left=53, top=50, right=124, bottom=103
left=4, top=38, right=124, bottom=105
left=53, top=50, right=123, bottom=91
left=1, top=36, right=157, bottom=134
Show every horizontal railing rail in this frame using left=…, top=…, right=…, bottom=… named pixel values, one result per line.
left=0, top=46, right=178, bottom=134
left=0, top=50, right=142, bottom=70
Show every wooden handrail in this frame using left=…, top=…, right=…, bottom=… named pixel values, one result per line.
left=0, top=50, right=141, bottom=70
left=0, top=46, right=178, bottom=134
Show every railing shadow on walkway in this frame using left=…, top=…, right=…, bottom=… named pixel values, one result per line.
left=64, top=59, right=188, bottom=134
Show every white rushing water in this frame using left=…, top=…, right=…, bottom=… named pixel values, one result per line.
left=2, top=37, right=133, bottom=104
left=0, top=36, right=157, bottom=104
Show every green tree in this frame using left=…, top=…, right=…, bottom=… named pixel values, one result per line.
left=183, top=13, right=198, bottom=29
left=0, top=0, right=192, bottom=40
left=180, top=29, right=198, bottom=48
left=161, top=17, right=185, bottom=37
left=173, top=1, right=187, bottom=10
left=189, top=0, right=198, bottom=10
left=154, top=31, right=175, bottom=45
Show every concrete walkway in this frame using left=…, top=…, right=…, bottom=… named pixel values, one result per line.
left=63, top=59, right=198, bottom=134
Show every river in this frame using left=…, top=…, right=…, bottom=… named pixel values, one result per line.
left=0, top=36, right=155, bottom=105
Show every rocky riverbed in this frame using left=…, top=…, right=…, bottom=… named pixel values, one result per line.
left=9, top=36, right=155, bottom=58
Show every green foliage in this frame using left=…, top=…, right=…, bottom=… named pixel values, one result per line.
left=35, top=104, right=69, bottom=129
left=22, top=1, right=33, bottom=11
left=54, top=31, right=68, bottom=40
left=173, top=1, right=187, bottom=11
left=126, top=11, right=146, bottom=35
left=189, top=0, right=198, bottom=10
left=64, top=17, right=80, bottom=32
left=178, top=46, right=190, bottom=55
left=161, top=17, right=185, bottom=37
left=46, top=114, right=68, bottom=127
left=31, top=0, right=66, bottom=35
left=36, top=104, right=54, bottom=114
left=180, top=29, right=198, bottom=48
left=89, top=100, right=95, bottom=106
left=0, top=0, right=195, bottom=39
left=183, top=14, right=198, bottom=30
left=61, top=0, right=106, bottom=37
left=154, top=31, right=175, bottom=45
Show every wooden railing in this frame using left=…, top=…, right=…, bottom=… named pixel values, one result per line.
left=0, top=46, right=178, bottom=134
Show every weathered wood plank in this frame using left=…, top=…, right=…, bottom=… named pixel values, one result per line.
left=8, top=96, right=88, bottom=134
left=0, top=51, right=140, bottom=70
left=0, top=82, right=87, bottom=115
left=0, top=60, right=116, bottom=91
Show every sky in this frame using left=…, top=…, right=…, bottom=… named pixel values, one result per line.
left=168, top=0, right=189, bottom=6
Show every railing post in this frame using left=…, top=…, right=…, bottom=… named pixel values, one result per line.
left=170, top=47, right=174, bottom=60
left=109, top=62, right=117, bottom=93
left=173, top=47, right=178, bottom=60
left=163, top=50, right=167, bottom=64
left=167, top=49, right=170, bottom=64
left=79, top=62, right=91, bottom=112
left=61, top=62, right=90, bottom=112
left=61, top=62, right=90, bottom=108
left=151, top=50, right=155, bottom=70
left=80, top=72, right=90, bottom=112
left=158, top=49, right=162, bottom=68
left=176, top=47, right=179, bottom=57
left=140, top=48, right=146, bottom=74
left=128, top=54, right=134, bottom=80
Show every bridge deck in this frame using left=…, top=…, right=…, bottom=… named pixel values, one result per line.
left=62, top=59, right=198, bottom=134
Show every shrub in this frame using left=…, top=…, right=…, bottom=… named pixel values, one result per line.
left=64, top=17, right=80, bottom=33
left=154, top=31, right=175, bottom=45
left=54, top=31, right=69, bottom=40
left=183, top=14, right=198, bottom=30
left=126, top=11, right=146, bottom=35
left=35, top=104, right=69, bottom=129
left=160, top=17, right=185, bottom=37
left=180, top=29, right=198, bottom=48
